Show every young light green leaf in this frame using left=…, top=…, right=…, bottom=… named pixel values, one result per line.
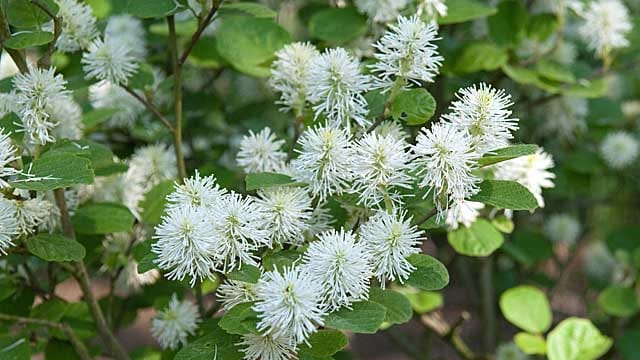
left=396, top=289, right=443, bottom=314
left=449, top=42, right=508, bottom=74
left=404, top=254, right=450, bottom=291
left=324, top=301, right=386, bottom=334
left=368, top=287, right=412, bottom=325
left=514, top=332, right=547, bottom=355
left=298, top=330, right=348, bottom=357
left=536, top=59, right=576, bottom=84
left=597, top=286, right=639, bottom=318
left=499, top=286, right=552, bottom=333
left=547, top=318, right=612, bottom=360
left=447, top=220, right=504, bottom=256
left=26, top=234, right=86, bottom=262
left=71, top=203, right=135, bottom=235
left=308, top=7, right=366, bottom=44
left=469, top=180, right=538, bottom=210
left=478, top=144, right=538, bottom=166
left=390, top=88, right=436, bottom=125
left=439, top=0, right=497, bottom=24
left=245, top=172, right=297, bottom=191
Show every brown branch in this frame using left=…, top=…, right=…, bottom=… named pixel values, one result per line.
left=179, top=0, right=222, bottom=66
left=30, top=0, right=61, bottom=68
left=414, top=207, right=438, bottom=226
left=122, top=85, right=175, bottom=132
left=168, top=15, right=187, bottom=180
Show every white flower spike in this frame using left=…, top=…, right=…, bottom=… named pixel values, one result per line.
left=254, top=187, right=312, bottom=247
left=493, top=148, right=555, bottom=208
left=269, top=42, right=319, bottom=114
left=239, top=333, right=297, bottom=360
left=236, top=127, right=287, bottom=173
left=354, top=0, right=409, bottom=23
left=217, top=279, right=256, bottom=311
left=0, top=198, right=18, bottom=255
left=0, top=129, right=19, bottom=187
left=54, top=0, right=98, bottom=52
left=151, top=294, right=201, bottom=350
left=579, top=0, right=632, bottom=57
left=167, top=170, right=226, bottom=210
left=600, top=131, right=639, bottom=169
left=82, top=37, right=139, bottom=85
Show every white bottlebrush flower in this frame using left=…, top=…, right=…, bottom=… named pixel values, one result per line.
left=0, top=198, right=18, bottom=255
left=117, top=261, right=160, bottom=293
left=167, top=170, right=226, bottom=210
left=211, top=192, right=268, bottom=272
left=0, top=129, right=20, bottom=187
left=255, top=187, right=312, bottom=247
left=600, top=131, right=639, bottom=169
left=306, top=48, right=371, bottom=128
left=50, top=96, right=84, bottom=140
left=493, top=149, right=555, bottom=208
left=105, top=14, right=147, bottom=61
left=539, top=96, right=587, bottom=142
left=13, top=193, right=55, bottom=236
left=360, top=210, right=423, bottom=287
left=239, top=333, right=298, bottom=360
left=305, top=203, right=334, bottom=238
left=354, top=0, right=409, bottom=23
left=371, top=15, right=443, bottom=92
left=578, top=0, right=632, bottom=57
left=253, top=266, right=325, bottom=345
left=13, top=67, right=70, bottom=145
left=82, top=37, right=139, bottom=85
left=0, top=92, right=19, bottom=118
left=88, top=80, right=145, bottom=128
left=236, top=127, right=287, bottom=173
left=53, top=0, right=98, bottom=52
left=292, top=125, right=353, bottom=202
left=444, top=83, right=518, bottom=154
left=545, top=214, right=581, bottom=245
left=584, top=241, right=620, bottom=283
left=152, top=206, right=218, bottom=286
left=151, top=294, right=201, bottom=350
left=417, top=0, right=448, bottom=20
left=303, top=229, right=372, bottom=310
left=216, top=279, right=256, bottom=311
left=351, top=132, right=413, bottom=207
left=269, top=42, right=319, bottom=114
left=0, top=53, right=18, bottom=80
left=412, top=122, right=481, bottom=217
left=445, top=199, right=484, bottom=229
left=373, top=120, right=409, bottom=141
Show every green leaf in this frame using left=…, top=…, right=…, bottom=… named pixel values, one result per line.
left=400, top=290, right=443, bottom=314
left=82, top=108, right=120, bottom=129
left=125, top=0, right=180, bottom=18
left=618, top=329, right=640, bottom=360
left=5, top=0, right=58, bottom=28
left=140, top=180, right=175, bottom=226
left=219, top=2, right=277, bottom=18
left=26, top=234, right=85, bottom=262
left=390, top=88, right=436, bottom=125
left=189, top=38, right=225, bottom=69
left=308, top=7, right=366, bottom=44
left=404, top=254, right=450, bottom=291
left=449, top=42, right=508, bottom=74
left=4, top=31, right=53, bottom=49
left=175, top=320, right=243, bottom=360
left=606, top=226, right=640, bottom=254
left=564, top=78, right=607, bottom=98
left=298, top=330, right=348, bottom=357
left=515, top=332, right=547, bottom=355
left=128, top=63, right=155, bottom=90
left=499, top=286, right=552, bottom=333
left=215, top=15, right=290, bottom=77
left=527, top=13, right=559, bottom=41
left=502, top=64, right=539, bottom=85
left=0, top=339, right=30, bottom=360
left=547, top=318, right=612, bottom=360
left=46, top=139, right=125, bottom=176
left=262, top=250, right=302, bottom=271
left=324, top=301, right=386, bottom=334
left=31, top=299, right=68, bottom=322
left=369, top=287, right=412, bottom=325
left=0, top=278, right=16, bottom=302
left=364, top=90, right=387, bottom=120
left=448, top=219, right=504, bottom=256
left=470, top=180, right=538, bottom=211
left=597, top=286, right=639, bottom=318
left=488, top=0, right=527, bottom=47
left=218, top=302, right=259, bottom=335
left=11, top=151, right=94, bottom=191
left=501, top=231, right=553, bottom=266
left=491, top=215, right=514, bottom=234
left=478, top=144, right=538, bottom=166
left=137, top=251, right=158, bottom=274
left=536, top=59, right=575, bottom=84
left=71, top=203, right=135, bottom=235
left=227, top=265, right=261, bottom=284
left=439, top=0, right=497, bottom=24
left=245, top=172, right=297, bottom=191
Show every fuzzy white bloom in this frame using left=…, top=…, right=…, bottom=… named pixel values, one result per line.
left=539, top=97, right=587, bottom=142
left=217, top=279, right=256, bottom=311
left=0, top=92, right=19, bottom=118
left=351, top=132, right=412, bottom=207
left=211, top=192, right=268, bottom=272
left=269, top=42, right=319, bottom=113
left=0, top=129, right=19, bottom=188
left=151, top=294, right=201, bottom=350
left=360, top=210, right=423, bottom=287
left=354, top=0, right=409, bottom=23
left=239, top=333, right=297, bottom=360
left=413, top=122, right=481, bottom=217
left=600, top=131, right=639, bottom=169
left=253, top=267, right=326, bottom=345
left=545, top=214, right=581, bottom=245
left=494, top=149, right=555, bottom=208
left=0, top=198, right=18, bottom=255
left=82, top=37, right=139, bottom=85
left=118, top=261, right=160, bottom=292
left=152, top=206, right=218, bottom=286
left=371, top=15, right=443, bottom=92
left=53, top=0, right=98, bottom=52
left=306, top=48, right=371, bottom=128
left=237, top=127, right=287, bottom=173
left=445, top=199, right=484, bottom=229
left=50, top=96, right=84, bottom=140
left=13, top=193, right=56, bottom=236
left=444, top=83, right=518, bottom=154
left=305, top=203, right=334, bottom=238
left=105, top=14, right=147, bottom=61
left=13, top=67, right=70, bottom=145
left=578, top=0, right=632, bottom=57
left=417, top=0, right=448, bottom=19
left=292, top=125, right=353, bottom=202
left=255, top=187, right=312, bottom=247
left=584, top=241, right=620, bottom=283
left=88, top=81, right=145, bottom=128
left=373, top=120, right=409, bottom=141
left=167, top=170, right=226, bottom=210
left=303, top=229, right=372, bottom=310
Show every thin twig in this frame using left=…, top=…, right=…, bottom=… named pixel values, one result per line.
left=122, top=85, right=175, bottom=132
left=179, top=0, right=223, bottom=66
left=421, top=311, right=488, bottom=360
left=30, top=0, right=61, bottom=68
left=168, top=15, right=187, bottom=180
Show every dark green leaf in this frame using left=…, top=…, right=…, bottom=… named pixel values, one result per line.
left=4, top=31, right=53, bottom=49
left=478, top=144, right=538, bottom=166
left=536, top=59, right=575, bottom=84
left=11, top=151, right=94, bottom=191
left=0, top=339, right=30, bottom=360
left=141, top=180, right=175, bottom=226
left=175, top=320, right=243, bottom=360
left=324, top=301, right=386, bottom=334
left=405, top=254, right=450, bottom=290
left=298, top=330, right=348, bottom=357
left=449, top=42, right=508, bottom=73
left=390, top=88, right=436, bottom=125
left=5, top=0, right=58, bottom=28
left=245, top=172, right=297, bottom=191
left=488, top=0, right=527, bottom=47
left=368, top=287, right=412, bottom=325
left=219, top=2, right=277, bottom=18
left=262, top=250, right=302, bottom=271
left=71, top=203, right=135, bottom=235
left=439, top=0, right=497, bottom=24
left=82, top=108, right=120, bottom=129
left=218, top=302, right=259, bottom=335
left=308, top=7, right=366, bottom=44
left=598, top=286, right=639, bottom=318
left=448, top=219, right=504, bottom=256
left=227, top=265, right=261, bottom=284
left=26, top=234, right=85, bottom=262
left=470, top=180, right=538, bottom=210
left=125, top=0, right=181, bottom=18
left=527, top=13, right=558, bottom=41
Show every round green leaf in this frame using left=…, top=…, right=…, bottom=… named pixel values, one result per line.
left=324, top=301, right=386, bottom=334
left=390, top=88, right=436, bottom=125
left=470, top=180, right=539, bottom=210
left=4, top=31, right=53, bottom=49
left=404, top=254, right=450, bottom=290
left=26, top=234, right=86, bottom=262
left=439, top=0, right=497, bottom=24
left=308, top=7, right=366, bottom=43
left=547, top=318, right=612, bottom=360
left=449, top=42, right=508, bottom=74
left=71, top=203, right=135, bottom=235
left=514, top=332, right=547, bottom=355
left=597, top=286, right=639, bottom=318
left=298, top=330, right=348, bottom=357
left=447, top=219, right=504, bottom=256
left=369, top=287, right=412, bottom=325
left=499, top=286, right=552, bottom=333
